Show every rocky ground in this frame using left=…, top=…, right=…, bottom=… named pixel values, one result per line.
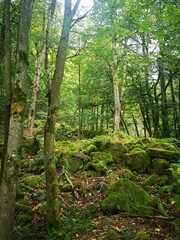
left=12, top=134, right=180, bottom=239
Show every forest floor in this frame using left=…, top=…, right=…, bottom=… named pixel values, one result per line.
left=14, top=156, right=180, bottom=240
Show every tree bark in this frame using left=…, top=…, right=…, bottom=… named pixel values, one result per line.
left=0, top=1, right=33, bottom=239
left=0, top=0, right=12, bottom=182
left=157, top=53, right=170, bottom=137
left=26, top=0, right=57, bottom=139
left=112, top=34, right=120, bottom=131
left=44, top=0, right=81, bottom=229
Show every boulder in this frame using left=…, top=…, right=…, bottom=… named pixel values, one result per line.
left=101, top=179, right=153, bottom=215
left=126, top=148, right=151, bottom=173
left=151, top=158, right=169, bottom=175
left=147, top=148, right=180, bottom=161
left=84, top=152, right=113, bottom=175
left=144, top=174, right=158, bottom=186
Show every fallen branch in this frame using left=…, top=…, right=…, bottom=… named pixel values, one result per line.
left=119, top=212, right=176, bottom=221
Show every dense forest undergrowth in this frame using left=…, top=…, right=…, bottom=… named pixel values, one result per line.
left=3, top=125, right=178, bottom=240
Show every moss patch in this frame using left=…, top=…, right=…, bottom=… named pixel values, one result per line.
left=144, top=174, right=158, bottom=186
left=147, top=148, right=180, bottom=161
left=126, top=148, right=151, bottom=173
left=151, top=158, right=169, bottom=175
left=101, top=179, right=153, bottom=215
left=84, top=152, right=113, bottom=175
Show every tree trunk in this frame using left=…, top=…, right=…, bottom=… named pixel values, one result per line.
left=157, top=54, right=170, bottom=137
left=112, top=34, right=120, bottom=131
left=44, top=0, right=81, bottom=229
left=0, top=1, right=33, bottom=239
left=0, top=0, right=12, bottom=182
left=26, top=0, right=57, bottom=139
left=141, top=33, right=153, bottom=137
left=119, top=38, right=127, bottom=127
left=169, top=72, right=180, bottom=138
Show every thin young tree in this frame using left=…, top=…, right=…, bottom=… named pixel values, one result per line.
left=44, top=0, right=81, bottom=229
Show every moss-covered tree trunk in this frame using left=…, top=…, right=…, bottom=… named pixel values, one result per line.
left=0, top=1, right=33, bottom=239
left=0, top=0, right=12, bottom=182
left=44, top=0, right=81, bottom=229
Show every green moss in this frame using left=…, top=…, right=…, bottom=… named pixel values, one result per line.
left=61, top=183, right=72, bottom=192
left=156, top=198, right=168, bottom=216
left=91, top=152, right=113, bottom=165
left=16, top=214, right=33, bottom=225
left=126, top=148, right=151, bottom=173
left=63, top=156, right=84, bottom=173
left=173, top=182, right=180, bottom=193
left=104, top=142, right=128, bottom=163
left=118, top=168, right=134, bottom=180
left=15, top=203, right=33, bottom=214
left=104, top=229, right=118, bottom=240
left=151, top=158, right=169, bottom=175
left=101, top=179, right=153, bottom=215
left=133, top=229, right=150, bottom=240
left=159, top=176, right=169, bottom=186
left=84, top=152, right=113, bottom=175
left=23, top=175, right=43, bottom=188
left=144, top=174, right=158, bottom=186
left=85, top=144, right=97, bottom=154
left=93, top=135, right=112, bottom=150
left=147, top=148, right=180, bottom=161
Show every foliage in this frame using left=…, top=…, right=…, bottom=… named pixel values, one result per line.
left=46, top=207, right=94, bottom=240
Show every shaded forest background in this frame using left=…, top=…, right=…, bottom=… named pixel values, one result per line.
left=0, top=0, right=179, bottom=139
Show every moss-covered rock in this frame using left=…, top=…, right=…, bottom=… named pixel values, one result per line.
left=62, top=156, right=84, bottom=173
left=101, top=179, right=153, bottom=215
left=93, top=135, right=112, bottom=151
left=103, top=229, right=118, bottom=240
left=104, top=142, right=128, bottom=163
left=23, top=175, right=43, bottom=188
left=85, top=144, right=97, bottom=154
left=84, top=152, right=113, bottom=175
left=151, top=158, right=169, bottom=175
left=147, top=148, right=180, bottom=161
left=118, top=168, right=135, bottom=180
left=144, top=174, right=158, bottom=186
left=61, top=183, right=72, bottom=192
left=158, top=176, right=169, bottom=186
left=126, top=148, right=151, bottom=173
left=15, top=203, right=33, bottom=214
left=133, top=229, right=150, bottom=240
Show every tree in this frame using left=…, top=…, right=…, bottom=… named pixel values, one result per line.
left=0, top=0, right=34, bottom=239
left=0, top=0, right=12, bottom=181
left=26, top=0, right=57, bottom=139
left=44, top=0, right=81, bottom=229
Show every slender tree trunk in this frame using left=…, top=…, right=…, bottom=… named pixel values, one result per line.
left=141, top=34, right=153, bottom=137
left=169, top=72, right=180, bottom=138
left=132, top=114, right=140, bottom=137
left=157, top=49, right=170, bottom=137
left=112, top=34, right=120, bottom=131
left=0, top=0, right=12, bottom=182
left=0, top=1, right=33, bottom=239
left=26, top=0, right=57, bottom=139
left=77, top=62, right=83, bottom=139
left=119, top=38, right=127, bottom=127
left=44, top=0, right=81, bottom=229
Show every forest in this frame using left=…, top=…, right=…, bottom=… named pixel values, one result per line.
left=0, top=0, right=180, bottom=239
